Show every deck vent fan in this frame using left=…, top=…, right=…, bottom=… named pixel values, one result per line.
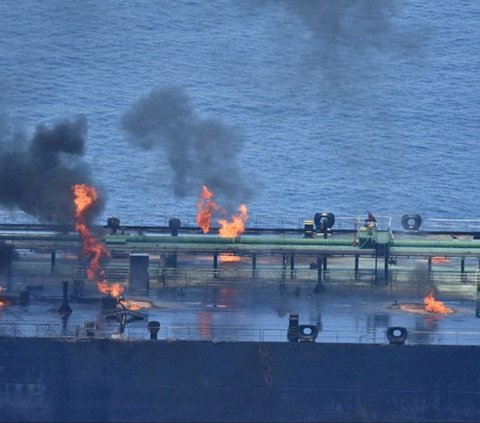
left=107, top=216, right=120, bottom=234
left=148, top=321, right=161, bottom=340
left=401, top=214, right=422, bottom=231
left=314, top=212, right=335, bottom=236
left=168, top=218, right=181, bottom=236
left=298, top=325, right=318, bottom=342
left=386, top=326, right=408, bottom=345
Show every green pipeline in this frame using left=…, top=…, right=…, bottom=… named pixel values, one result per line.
left=104, top=234, right=480, bottom=250
left=391, top=239, right=480, bottom=249
left=103, top=235, right=355, bottom=246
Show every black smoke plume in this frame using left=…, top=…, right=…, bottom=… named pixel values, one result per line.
left=121, top=87, right=252, bottom=209
left=0, top=115, right=104, bottom=224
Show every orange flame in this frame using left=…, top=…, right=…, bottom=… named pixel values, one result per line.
left=218, top=204, right=248, bottom=238
left=118, top=298, right=152, bottom=311
left=432, top=256, right=449, bottom=264
left=423, top=291, right=452, bottom=314
left=219, top=253, right=241, bottom=263
left=0, top=287, right=4, bottom=309
left=195, top=185, right=249, bottom=262
left=218, top=204, right=248, bottom=262
left=196, top=185, right=218, bottom=233
left=72, top=184, right=124, bottom=298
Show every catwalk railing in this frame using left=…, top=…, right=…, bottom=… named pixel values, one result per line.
left=12, top=261, right=480, bottom=294
left=2, top=208, right=480, bottom=233
left=0, top=322, right=479, bottom=346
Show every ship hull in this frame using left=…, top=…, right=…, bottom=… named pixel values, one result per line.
left=0, top=336, right=479, bottom=422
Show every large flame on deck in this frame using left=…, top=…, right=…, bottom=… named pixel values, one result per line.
left=72, top=184, right=124, bottom=298
left=218, top=204, right=249, bottom=237
left=218, top=204, right=248, bottom=262
left=423, top=291, right=452, bottom=314
left=195, top=186, right=248, bottom=262
left=196, top=185, right=218, bottom=233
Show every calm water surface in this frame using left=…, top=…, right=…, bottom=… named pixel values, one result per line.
left=0, top=0, right=479, bottom=227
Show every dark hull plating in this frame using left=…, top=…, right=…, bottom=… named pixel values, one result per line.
left=0, top=336, right=479, bottom=422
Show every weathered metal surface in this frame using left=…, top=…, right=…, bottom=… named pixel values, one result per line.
left=0, top=337, right=480, bottom=422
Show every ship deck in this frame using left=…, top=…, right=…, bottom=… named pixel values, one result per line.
left=1, top=223, right=480, bottom=346
left=0, top=280, right=479, bottom=346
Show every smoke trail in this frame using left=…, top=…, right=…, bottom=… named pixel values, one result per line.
left=276, top=0, right=417, bottom=84
left=0, top=115, right=104, bottom=223
left=286, top=0, right=396, bottom=44
left=121, top=86, right=252, bottom=209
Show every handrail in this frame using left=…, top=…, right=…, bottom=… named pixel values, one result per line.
left=0, top=321, right=479, bottom=346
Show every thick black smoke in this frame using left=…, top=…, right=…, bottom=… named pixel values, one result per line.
left=122, top=87, right=252, bottom=208
left=0, top=115, right=104, bottom=224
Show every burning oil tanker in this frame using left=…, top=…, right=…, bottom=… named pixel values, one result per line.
left=1, top=184, right=480, bottom=422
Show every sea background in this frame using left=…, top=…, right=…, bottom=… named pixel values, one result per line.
left=0, top=0, right=479, bottom=229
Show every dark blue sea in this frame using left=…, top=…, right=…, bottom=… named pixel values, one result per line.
left=1, top=0, right=479, bottom=229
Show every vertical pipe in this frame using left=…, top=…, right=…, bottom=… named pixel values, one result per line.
left=317, top=256, right=322, bottom=283
left=314, top=256, right=325, bottom=293
left=51, top=249, right=56, bottom=274
left=290, top=253, right=295, bottom=279
left=322, top=228, right=329, bottom=274
left=384, top=245, right=389, bottom=284
left=354, top=255, right=359, bottom=281
left=62, top=280, right=68, bottom=301
left=461, top=258, right=465, bottom=273
left=476, top=282, right=480, bottom=318
left=374, top=247, right=378, bottom=285
left=119, top=313, right=127, bottom=334
left=252, top=253, right=257, bottom=279
left=428, top=257, right=432, bottom=273
left=281, top=254, right=287, bottom=281
left=58, top=280, right=72, bottom=315
left=213, top=253, right=218, bottom=279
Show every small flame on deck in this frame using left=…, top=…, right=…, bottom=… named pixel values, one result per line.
left=423, top=291, right=452, bottom=314
left=432, top=256, right=449, bottom=264
left=118, top=298, right=152, bottom=311
left=219, top=253, right=241, bottom=263
left=72, top=184, right=124, bottom=298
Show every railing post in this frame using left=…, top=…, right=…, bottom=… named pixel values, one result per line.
left=213, top=253, right=218, bottom=278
